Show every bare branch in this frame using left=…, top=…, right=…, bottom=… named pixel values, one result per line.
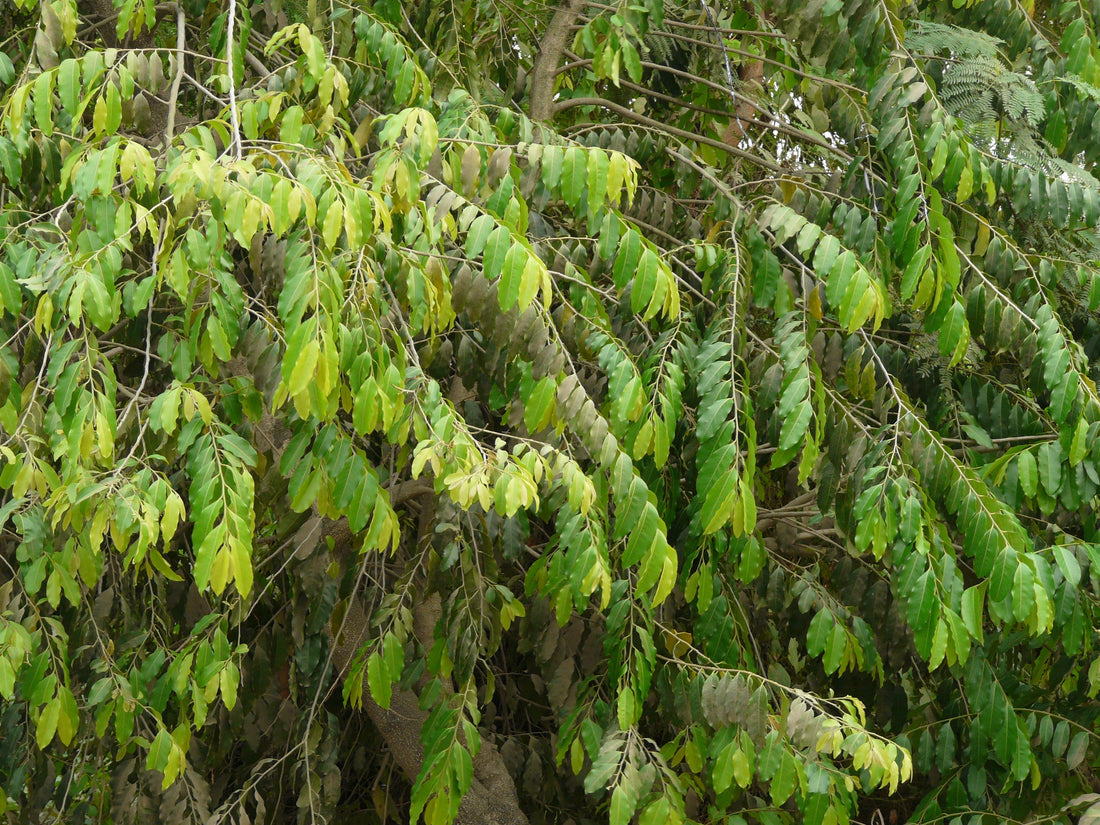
left=225, top=0, right=241, bottom=159
left=164, top=3, right=185, bottom=144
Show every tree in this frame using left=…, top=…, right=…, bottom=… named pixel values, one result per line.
left=3, top=0, right=1100, bottom=822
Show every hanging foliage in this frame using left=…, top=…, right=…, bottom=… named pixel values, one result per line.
left=3, top=0, right=1100, bottom=824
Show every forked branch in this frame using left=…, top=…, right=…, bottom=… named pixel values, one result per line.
left=529, top=0, right=586, bottom=122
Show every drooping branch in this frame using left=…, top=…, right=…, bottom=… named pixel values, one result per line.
left=561, top=62, right=850, bottom=160
left=240, top=385, right=530, bottom=825
left=328, top=597, right=530, bottom=825
left=642, top=25, right=860, bottom=92
left=554, top=96, right=787, bottom=172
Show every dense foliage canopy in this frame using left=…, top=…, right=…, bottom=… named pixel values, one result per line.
left=4, top=0, right=1100, bottom=823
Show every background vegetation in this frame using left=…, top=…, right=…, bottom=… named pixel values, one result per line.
left=3, top=0, right=1100, bottom=823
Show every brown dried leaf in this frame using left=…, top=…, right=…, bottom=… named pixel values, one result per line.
left=487, top=147, right=512, bottom=187
left=547, top=656, right=574, bottom=710
left=461, top=144, right=481, bottom=195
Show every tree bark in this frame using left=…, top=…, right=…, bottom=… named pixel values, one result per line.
left=529, top=0, right=586, bottom=122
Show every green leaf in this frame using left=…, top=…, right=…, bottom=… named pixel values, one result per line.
left=587, top=149, right=609, bottom=216
left=989, top=547, right=1017, bottom=604
left=621, top=40, right=642, bottom=83
left=813, top=233, right=840, bottom=277
left=928, top=616, right=949, bottom=670
left=145, top=728, right=171, bottom=774
left=540, top=145, right=563, bottom=191
left=700, top=461, right=739, bottom=535
left=523, top=375, right=557, bottom=432
left=1038, top=441, right=1063, bottom=496
left=778, top=368, right=810, bottom=419
left=908, top=570, right=937, bottom=637
left=219, top=659, right=239, bottom=710
left=37, top=695, right=60, bottom=749
left=930, top=139, right=949, bottom=179
left=806, top=609, right=833, bottom=658
left=562, top=147, right=586, bottom=209
left=498, top=242, right=525, bottom=310
left=1012, top=562, right=1035, bottom=623
left=367, top=649, right=391, bottom=708
left=1053, top=545, right=1082, bottom=588
left=769, top=750, right=800, bottom=806
left=482, top=225, right=510, bottom=279
left=584, top=735, right=624, bottom=793
left=900, top=244, right=931, bottom=300
left=945, top=608, right=971, bottom=665
left=616, top=684, right=636, bottom=730
left=631, top=248, right=659, bottom=316
left=465, top=213, right=494, bottom=258
left=58, top=59, right=80, bottom=116
left=959, top=583, right=985, bottom=642
left=775, top=401, right=813, bottom=458
left=956, top=163, right=974, bottom=203
left=288, top=338, right=320, bottom=398
left=1018, top=450, right=1037, bottom=497
left=609, top=779, right=639, bottom=825
left=1070, top=419, right=1089, bottom=465
left=33, top=72, right=54, bottom=136
left=614, top=230, right=643, bottom=290
left=823, top=622, right=847, bottom=674
left=937, top=300, right=969, bottom=365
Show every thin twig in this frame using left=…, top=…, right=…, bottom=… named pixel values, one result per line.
left=697, top=0, right=742, bottom=127
left=600, top=73, right=852, bottom=160
left=118, top=225, right=163, bottom=434
left=559, top=47, right=731, bottom=99
left=554, top=96, right=786, bottom=172
left=644, top=26, right=863, bottom=92
left=75, top=1, right=177, bottom=41
left=164, top=3, right=185, bottom=144
left=225, top=0, right=241, bottom=159
left=3, top=332, right=52, bottom=450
